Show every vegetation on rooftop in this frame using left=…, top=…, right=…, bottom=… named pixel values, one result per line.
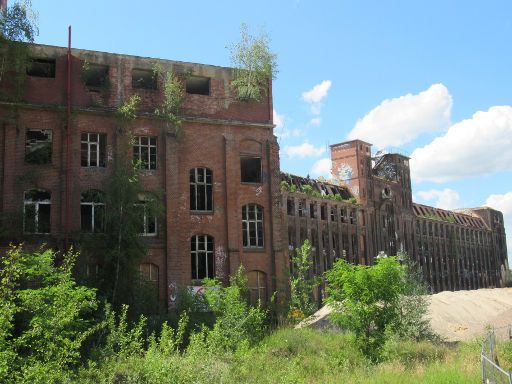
left=280, top=180, right=358, bottom=204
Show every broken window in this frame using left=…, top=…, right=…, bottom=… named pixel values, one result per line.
left=310, top=203, right=316, bottom=219
left=298, top=199, right=306, bottom=217
left=321, top=204, right=327, bottom=220
left=132, top=68, right=157, bottom=90
left=27, top=58, right=56, bottom=78
left=240, top=156, right=261, bottom=183
left=25, top=129, right=52, bottom=164
left=24, top=189, right=51, bottom=234
left=349, top=209, right=356, bottom=225
left=139, top=263, right=159, bottom=283
left=242, top=204, right=264, bottom=248
left=330, top=206, right=337, bottom=222
left=190, top=167, right=213, bottom=211
left=287, top=198, right=295, bottom=216
left=134, top=194, right=157, bottom=236
left=247, top=270, right=267, bottom=304
left=81, top=132, right=106, bottom=167
left=81, top=190, right=105, bottom=233
left=191, top=234, right=214, bottom=280
left=82, top=63, right=109, bottom=88
left=186, top=76, right=210, bottom=95
left=133, top=136, right=157, bottom=170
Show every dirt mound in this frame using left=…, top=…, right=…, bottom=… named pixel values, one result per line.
left=297, top=288, right=512, bottom=341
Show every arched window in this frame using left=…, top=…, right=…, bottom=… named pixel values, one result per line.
left=191, top=234, right=214, bottom=280
left=134, top=193, right=157, bottom=236
left=190, top=168, right=213, bottom=212
left=139, top=262, right=159, bottom=283
left=24, top=189, right=51, bottom=234
left=247, top=270, right=267, bottom=304
left=81, top=190, right=105, bottom=233
left=242, top=204, right=264, bottom=248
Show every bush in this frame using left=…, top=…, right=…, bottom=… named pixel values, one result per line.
left=0, top=245, right=98, bottom=383
left=325, top=256, right=406, bottom=361
left=289, top=240, right=319, bottom=321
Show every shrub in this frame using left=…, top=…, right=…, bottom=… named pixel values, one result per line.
left=325, top=256, right=406, bottom=361
left=0, top=245, right=97, bottom=383
left=289, top=240, right=319, bottom=321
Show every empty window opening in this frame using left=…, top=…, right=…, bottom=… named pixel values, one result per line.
left=132, top=68, right=157, bottom=90
left=135, top=194, right=157, bottom=236
left=81, top=132, right=106, bottom=167
left=242, top=204, right=264, bottom=248
left=25, top=129, right=52, bottom=164
left=310, top=203, right=316, bottom=219
left=321, top=204, right=327, bottom=221
left=81, top=190, right=105, bottom=233
left=240, top=156, right=262, bottom=183
left=82, top=63, right=109, bottom=89
left=349, top=209, right=356, bottom=225
left=133, top=136, right=157, bottom=170
left=190, top=168, right=213, bottom=211
left=186, top=76, right=210, bottom=95
left=287, top=198, right=295, bottom=216
left=27, top=58, right=55, bottom=78
left=24, top=190, right=51, bottom=234
left=191, top=234, right=214, bottom=280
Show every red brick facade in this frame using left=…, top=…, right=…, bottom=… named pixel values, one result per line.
left=0, top=44, right=285, bottom=307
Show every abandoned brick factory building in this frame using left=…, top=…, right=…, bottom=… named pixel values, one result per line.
left=0, top=43, right=508, bottom=308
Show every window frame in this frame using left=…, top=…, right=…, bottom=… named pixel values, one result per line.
left=191, top=234, right=215, bottom=280
left=242, top=204, right=264, bottom=249
left=189, top=167, right=213, bottom=212
left=80, top=190, right=106, bottom=233
left=23, top=190, right=51, bottom=234
left=81, top=132, right=106, bottom=167
left=134, top=196, right=157, bottom=237
left=133, top=136, right=157, bottom=170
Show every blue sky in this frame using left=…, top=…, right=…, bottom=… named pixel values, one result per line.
left=31, top=0, right=512, bottom=261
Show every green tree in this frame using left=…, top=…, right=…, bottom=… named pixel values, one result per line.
left=289, top=240, right=319, bottom=321
left=228, top=23, right=277, bottom=102
left=80, top=96, right=163, bottom=315
left=0, top=0, right=38, bottom=95
left=325, top=256, right=406, bottom=361
left=0, top=245, right=97, bottom=383
left=202, top=266, right=267, bottom=351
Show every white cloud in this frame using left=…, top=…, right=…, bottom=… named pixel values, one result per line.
left=485, top=192, right=512, bottom=263
left=302, top=80, right=332, bottom=115
left=309, top=117, right=321, bottom=126
left=347, top=83, right=452, bottom=148
left=273, top=109, right=284, bottom=129
left=410, top=106, right=512, bottom=183
left=311, top=157, right=331, bottom=178
left=416, top=188, right=461, bottom=210
left=283, top=142, right=325, bottom=158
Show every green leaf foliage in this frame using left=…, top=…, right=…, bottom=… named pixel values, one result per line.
left=228, top=23, right=277, bottom=102
left=0, top=245, right=97, bottom=383
left=325, top=256, right=407, bottom=361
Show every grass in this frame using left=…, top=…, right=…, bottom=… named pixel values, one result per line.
left=73, top=327, right=503, bottom=383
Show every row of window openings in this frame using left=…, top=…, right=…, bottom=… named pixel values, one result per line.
left=27, top=59, right=212, bottom=95
left=287, top=200, right=357, bottom=224
left=23, top=190, right=156, bottom=236
left=23, top=190, right=264, bottom=249
left=26, top=131, right=263, bottom=184
left=415, top=221, right=490, bottom=244
left=137, top=259, right=267, bottom=304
